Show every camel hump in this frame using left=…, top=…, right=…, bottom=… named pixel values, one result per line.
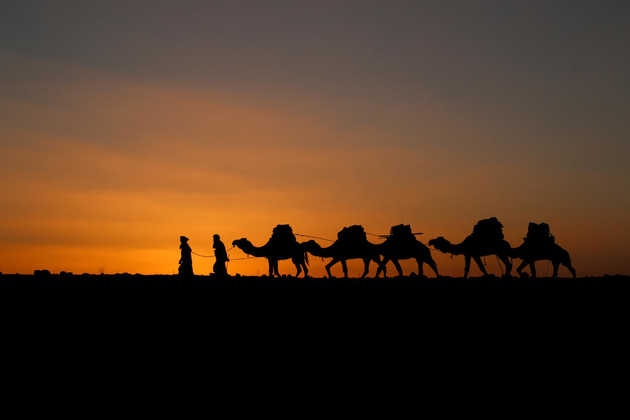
left=271, top=224, right=297, bottom=243
left=472, top=217, right=504, bottom=241
left=337, top=225, right=367, bottom=244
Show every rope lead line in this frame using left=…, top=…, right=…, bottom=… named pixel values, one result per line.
left=296, top=231, right=422, bottom=241
left=367, top=232, right=424, bottom=238
left=295, top=233, right=334, bottom=242
left=193, top=252, right=256, bottom=262
left=192, top=251, right=214, bottom=258
left=192, top=251, right=256, bottom=261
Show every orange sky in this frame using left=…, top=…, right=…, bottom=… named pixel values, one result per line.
left=1, top=48, right=628, bottom=277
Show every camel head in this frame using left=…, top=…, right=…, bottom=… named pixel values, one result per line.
left=428, top=237, right=453, bottom=254
left=232, top=238, right=250, bottom=249
left=301, top=240, right=321, bottom=251
left=301, top=239, right=334, bottom=258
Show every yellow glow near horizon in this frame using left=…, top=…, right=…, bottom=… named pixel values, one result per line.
left=1, top=56, right=628, bottom=277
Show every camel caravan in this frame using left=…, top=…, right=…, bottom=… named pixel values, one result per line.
left=229, top=218, right=576, bottom=279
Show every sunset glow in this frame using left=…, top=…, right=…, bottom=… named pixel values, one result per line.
left=2, top=2, right=629, bottom=277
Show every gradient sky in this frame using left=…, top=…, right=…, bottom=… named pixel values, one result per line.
left=1, top=1, right=629, bottom=276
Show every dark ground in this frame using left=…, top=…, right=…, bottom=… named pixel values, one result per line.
left=2, top=272, right=628, bottom=324
left=2, top=272, right=628, bottom=281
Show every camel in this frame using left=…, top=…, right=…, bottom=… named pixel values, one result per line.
left=428, top=235, right=512, bottom=279
left=374, top=226, right=439, bottom=278
left=232, top=238, right=309, bottom=278
left=302, top=240, right=382, bottom=278
left=511, top=241, right=576, bottom=279
left=302, top=226, right=382, bottom=278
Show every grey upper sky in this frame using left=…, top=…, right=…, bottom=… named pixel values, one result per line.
left=3, top=1, right=628, bottom=91
left=3, top=1, right=628, bottom=170
left=2, top=1, right=628, bottom=154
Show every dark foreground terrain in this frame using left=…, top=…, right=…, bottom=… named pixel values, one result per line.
left=3, top=272, right=628, bottom=317
left=3, top=272, right=628, bottom=282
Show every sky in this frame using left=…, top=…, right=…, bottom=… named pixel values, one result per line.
left=1, top=1, right=629, bottom=276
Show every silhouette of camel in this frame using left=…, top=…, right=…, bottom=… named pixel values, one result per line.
left=232, top=238, right=309, bottom=278
left=429, top=236, right=512, bottom=278
left=375, top=225, right=439, bottom=278
left=302, top=225, right=382, bottom=278
left=429, top=219, right=512, bottom=279
left=511, top=241, right=576, bottom=279
left=303, top=240, right=383, bottom=278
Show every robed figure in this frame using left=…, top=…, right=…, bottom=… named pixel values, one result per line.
left=179, top=236, right=194, bottom=279
left=213, top=234, right=229, bottom=278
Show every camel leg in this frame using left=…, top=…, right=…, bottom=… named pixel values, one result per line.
left=530, top=262, right=537, bottom=278
left=326, top=258, right=339, bottom=278
left=552, top=261, right=560, bottom=279
left=341, top=260, right=349, bottom=278
left=392, top=259, right=404, bottom=277
left=291, top=256, right=307, bottom=278
left=375, top=258, right=383, bottom=277
left=561, top=255, right=577, bottom=278
left=267, top=259, right=274, bottom=277
left=464, top=256, right=472, bottom=279
left=425, top=256, right=439, bottom=278
left=360, top=259, right=370, bottom=279
left=414, top=258, right=424, bottom=278
left=294, top=259, right=302, bottom=278
left=326, top=260, right=336, bottom=278
left=302, top=261, right=309, bottom=278
left=473, top=256, right=489, bottom=277
left=376, top=257, right=389, bottom=278
left=416, top=257, right=424, bottom=277
left=274, top=260, right=281, bottom=277
left=499, top=255, right=512, bottom=278
left=516, top=260, right=529, bottom=277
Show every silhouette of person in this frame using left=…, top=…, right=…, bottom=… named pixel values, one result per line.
left=179, top=236, right=194, bottom=279
left=213, top=234, right=229, bottom=278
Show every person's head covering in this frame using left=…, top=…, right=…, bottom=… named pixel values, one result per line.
left=180, top=236, right=189, bottom=242
left=213, top=234, right=220, bottom=241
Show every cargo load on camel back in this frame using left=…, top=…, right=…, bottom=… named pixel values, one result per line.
left=270, top=224, right=298, bottom=245
left=471, top=217, right=504, bottom=242
left=390, top=224, right=414, bottom=239
left=525, top=222, right=555, bottom=246
left=337, top=225, right=367, bottom=246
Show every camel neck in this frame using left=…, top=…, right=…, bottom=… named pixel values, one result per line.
left=239, top=240, right=267, bottom=257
